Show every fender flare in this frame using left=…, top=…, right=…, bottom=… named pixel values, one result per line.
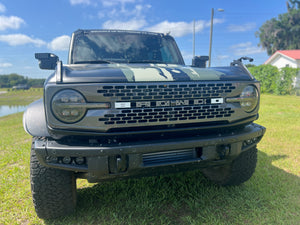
left=23, top=98, right=50, bottom=137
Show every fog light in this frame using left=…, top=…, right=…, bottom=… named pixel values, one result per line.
left=62, top=156, right=72, bottom=164
left=246, top=139, right=253, bottom=145
left=45, top=156, right=58, bottom=163
left=75, top=157, right=85, bottom=165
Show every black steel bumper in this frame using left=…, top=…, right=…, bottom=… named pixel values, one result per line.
left=33, top=123, right=266, bottom=182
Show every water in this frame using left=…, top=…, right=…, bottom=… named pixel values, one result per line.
left=0, top=105, right=27, bottom=117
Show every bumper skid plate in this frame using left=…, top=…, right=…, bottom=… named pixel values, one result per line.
left=33, top=123, right=265, bottom=182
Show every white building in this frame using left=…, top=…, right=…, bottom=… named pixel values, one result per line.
left=264, top=50, right=300, bottom=88
left=264, top=50, right=300, bottom=68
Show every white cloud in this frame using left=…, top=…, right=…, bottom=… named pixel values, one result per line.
left=0, top=34, right=46, bottom=46
left=146, top=19, right=223, bottom=37
left=69, top=0, right=92, bottom=5
left=98, top=1, right=151, bottom=20
left=102, top=19, right=147, bottom=30
left=0, top=3, right=6, bottom=13
left=0, top=62, right=12, bottom=68
left=122, top=4, right=151, bottom=17
left=70, top=0, right=137, bottom=6
left=101, top=0, right=136, bottom=7
left=0, top=15, right=25, bottom=31
left=101, top=19, right=224, bottom=37
left=146, top=21, right=196, bottom=37
left=228, top=22, right=256, bottom=32
left=0, top=33, right=70, bottom=50
left=48, top=35, right=71, bottom=51
left=230, top=42, right=264, bottom=56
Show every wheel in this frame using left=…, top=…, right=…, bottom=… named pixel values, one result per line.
left=202, top=147, right=257, bottom=186
left=30, top=139, right=77, bottom=219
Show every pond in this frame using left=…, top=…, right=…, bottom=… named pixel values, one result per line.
left=0, top=105, right=27, bottom=118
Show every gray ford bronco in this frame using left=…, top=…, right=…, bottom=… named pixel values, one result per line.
left=23, top=29, right=266, bottom=219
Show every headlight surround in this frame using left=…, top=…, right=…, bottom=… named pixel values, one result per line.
left=240, top=85, right=259, bottom=112
left=51, top=89, right=86, bottom=123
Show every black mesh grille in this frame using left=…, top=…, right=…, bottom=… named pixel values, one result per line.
left=99, top=105, right=234, bottom=125
left=97, top=83, right=235, bottom=100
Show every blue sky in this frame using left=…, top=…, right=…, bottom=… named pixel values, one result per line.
left=0, top=0, right=287, bottom=78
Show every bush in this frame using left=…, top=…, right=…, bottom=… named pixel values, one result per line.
left=248, top=65, right=299, bottom=95
left=275, top=67, right=298, bottom=95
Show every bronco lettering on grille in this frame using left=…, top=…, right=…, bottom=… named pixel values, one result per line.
left=156, top=100, right=189, bottom=107
left=115, top=98, right=223, bottom=109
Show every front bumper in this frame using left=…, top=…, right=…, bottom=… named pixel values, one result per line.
left=33, top=123, right=266, bottom=182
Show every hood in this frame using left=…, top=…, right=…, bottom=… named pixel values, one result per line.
left=53, top=63, right=253, bottom=83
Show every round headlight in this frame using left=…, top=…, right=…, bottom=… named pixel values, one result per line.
left=51, top=89, right=86, bottom=123
left=240, top=85, right=259, bottom=112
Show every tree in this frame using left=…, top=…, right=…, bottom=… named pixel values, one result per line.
left=256, top=0, right=300, bottom=55
left=0, top=74, right=26, bottom=88
left=0, top=74, right=45, bottom=88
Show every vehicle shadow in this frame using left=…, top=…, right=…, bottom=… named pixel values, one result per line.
left=45, top=149, right=300, bottom=224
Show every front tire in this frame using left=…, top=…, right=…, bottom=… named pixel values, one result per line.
left=202, top=147, right=257, bottom=186
left=30, top=140, right=77, bottom=219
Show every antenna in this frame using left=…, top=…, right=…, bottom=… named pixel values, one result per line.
left=193, top=19, right=195, bottom=58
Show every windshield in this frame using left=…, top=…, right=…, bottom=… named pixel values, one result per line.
left=70, top=31, right=184, bottom=65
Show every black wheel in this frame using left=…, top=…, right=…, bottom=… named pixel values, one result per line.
left=30, top=139, right=77, bottom=219
left=202, top=147, right=257, bottom=186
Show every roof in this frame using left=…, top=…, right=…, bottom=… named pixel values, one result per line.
left=265, top=49, right=300, bottom=64
left=277, top=50, right=300, bottom=60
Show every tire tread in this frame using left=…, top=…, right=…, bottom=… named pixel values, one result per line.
left=30, top=139, right=76, bottom=219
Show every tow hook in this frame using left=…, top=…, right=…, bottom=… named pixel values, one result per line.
left=109, top=154, right=128, bottom=174
left=217, top=145, right=231, bottom=160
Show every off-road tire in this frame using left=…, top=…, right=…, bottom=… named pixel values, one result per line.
left=30, top=140, right=77, bottom=219
left=202, top=147, right=257, bottom=186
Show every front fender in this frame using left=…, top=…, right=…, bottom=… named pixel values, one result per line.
left=23, top=98, right=50, bottom=137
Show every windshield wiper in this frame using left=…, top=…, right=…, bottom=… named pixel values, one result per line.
left=128, top=60, right=166, bottom=64
left=73, top=60, right=113, bottom=64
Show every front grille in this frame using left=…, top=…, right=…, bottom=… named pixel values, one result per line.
left=100, top=105, right=234, bottom=125
left=97, top=82, right=236, bottom=126
left=97, top=83, right=235, bottom=100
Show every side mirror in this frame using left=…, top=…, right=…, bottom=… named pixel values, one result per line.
left=35, top=53, right=59, bottom=70
left=192, top=56, right=209, bottom=68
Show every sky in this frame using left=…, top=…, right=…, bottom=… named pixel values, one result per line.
left=0, top=0, right=288, bottom=79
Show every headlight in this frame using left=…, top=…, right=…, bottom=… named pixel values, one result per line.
left=240, top=85, right=259, bottom=112
left=51, top=89, right=86, bottom=123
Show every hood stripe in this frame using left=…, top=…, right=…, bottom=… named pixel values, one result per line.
left=163, top=67, right=191, bottom=81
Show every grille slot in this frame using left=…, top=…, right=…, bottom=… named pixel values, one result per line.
left=143, top=149, right=196, bottom=166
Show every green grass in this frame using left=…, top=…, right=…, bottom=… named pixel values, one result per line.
left=0, top=94, right=299, bottom=224
left=0, top=88, right=43, bottom=106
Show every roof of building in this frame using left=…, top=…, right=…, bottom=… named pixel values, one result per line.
left=265, top=49, right=300, bottom=64
left=277, top=50, right=300, bottom=60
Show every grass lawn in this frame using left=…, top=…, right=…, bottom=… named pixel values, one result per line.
left=0, top=94, right=299, bottom=224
